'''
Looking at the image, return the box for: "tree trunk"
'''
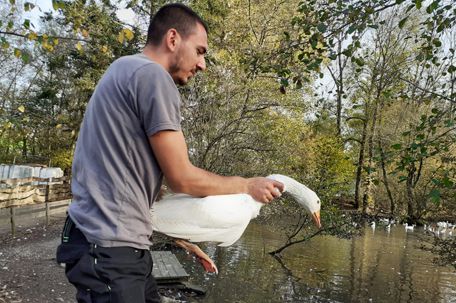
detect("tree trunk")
[378,139,395,215]
[22,136,27,158]
[336,42,343,136]
[406,165,416,221]
[376,103,395,216]
[362,102,379,214]
[414,159,426,219]
[327,37,347,136]
[354,119,367,210]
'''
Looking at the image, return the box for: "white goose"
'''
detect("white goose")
[150,174,321,273]
[404,223,415,231]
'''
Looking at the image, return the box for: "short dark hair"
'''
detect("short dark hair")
[146,3,208,46]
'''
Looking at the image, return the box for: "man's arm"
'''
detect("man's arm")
[149,130,283,203]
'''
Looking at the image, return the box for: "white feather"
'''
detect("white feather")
[150,174,320,246]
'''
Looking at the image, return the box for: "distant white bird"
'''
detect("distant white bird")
[370,221,376,230]
[386,223,391,233]
[150,174,321,273]
[379,218,390,224]
[437,221,450,235]
[404,223,415,231]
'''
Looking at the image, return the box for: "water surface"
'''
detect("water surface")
[176,222,456,303]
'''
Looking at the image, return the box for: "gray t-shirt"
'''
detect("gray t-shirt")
[68,54,181,249]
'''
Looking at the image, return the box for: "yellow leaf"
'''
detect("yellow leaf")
[1,41,10,49]
[117,31,124,44]
[316,41,325,50]
[122,28,134,41]
[14,48,21,58]
[101,45,108,53]
[42,41,54,52]
[18,105,25,113]
[53,38,59,45]
[56,124,62,129]
[27,32,38,40]
[75,42,83,52]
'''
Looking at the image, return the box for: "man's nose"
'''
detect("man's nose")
[196,57,206,71]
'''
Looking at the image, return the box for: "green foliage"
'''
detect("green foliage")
[51,149,73,171]
[392,105,456,206]
[0,0,142,168]
[311,135,354,201]
[253,112,354,204]
[1,0,137,62]
[255,112,312,177]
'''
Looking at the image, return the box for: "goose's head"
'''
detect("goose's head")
[267,174,321,228]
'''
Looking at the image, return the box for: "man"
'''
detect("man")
[56,3,283,303]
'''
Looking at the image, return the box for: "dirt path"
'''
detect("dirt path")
[0,216,75,303]
[0,217,192,303]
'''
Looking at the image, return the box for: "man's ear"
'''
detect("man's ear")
[164,28,180,52]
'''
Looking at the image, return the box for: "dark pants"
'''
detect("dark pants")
[56,216,161,303]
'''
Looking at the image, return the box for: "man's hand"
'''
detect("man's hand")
[246,177,284,203]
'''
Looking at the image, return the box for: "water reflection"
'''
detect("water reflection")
[177,222,456,303]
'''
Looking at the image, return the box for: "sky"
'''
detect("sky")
[26,0,136,28]
[25,0,52,24]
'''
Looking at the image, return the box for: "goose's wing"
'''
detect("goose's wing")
[151,193,262,246]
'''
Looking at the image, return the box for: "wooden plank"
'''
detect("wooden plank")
[0,177,71,209]
[48,196,72,203]
[0,200,70,219]
[49,199,72,208]
[0,176,70,186]
[48,183,71,190]
[0,177,47,185]
[0,187,44,200]
[48,206,69,215]
[0,188,71,208]
[0,194,46,208]
[151,251,189,283]
[0,185,70,197]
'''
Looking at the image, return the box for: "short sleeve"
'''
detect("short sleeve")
[127,63,181,137]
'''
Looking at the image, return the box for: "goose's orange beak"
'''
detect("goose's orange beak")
[312,211,321,229]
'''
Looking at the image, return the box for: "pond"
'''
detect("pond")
[176,222,456,303]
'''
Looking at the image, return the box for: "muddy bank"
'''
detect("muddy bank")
[0,216,74,303]
[0,217,198,303]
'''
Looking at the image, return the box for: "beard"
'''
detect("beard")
[169,49,187,86]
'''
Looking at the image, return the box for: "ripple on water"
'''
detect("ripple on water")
[181,223,456,303]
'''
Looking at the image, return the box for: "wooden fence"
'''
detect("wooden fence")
[0,177,72,235]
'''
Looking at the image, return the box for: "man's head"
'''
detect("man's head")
[147,3,208,47]
[146,3,208,85]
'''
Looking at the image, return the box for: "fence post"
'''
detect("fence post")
[45,178,51,226]
[10,207,16,236]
